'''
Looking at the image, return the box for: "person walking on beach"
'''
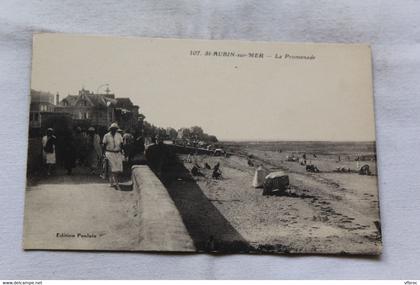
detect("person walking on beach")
[102,123,124,189]
[212,162,222,179]
[87,127,102,174]
[42,128,56,176]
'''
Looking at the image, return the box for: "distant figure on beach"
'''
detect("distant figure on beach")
[42,128,56,176]
[299,158,305,166]
[306,164,320,173]
[213,162,220,171]
[212,162,222,179]
[359,164,371,175]
[247,159,254,167]
[191,165,204,176]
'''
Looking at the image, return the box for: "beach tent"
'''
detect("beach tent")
[252,166,268,188]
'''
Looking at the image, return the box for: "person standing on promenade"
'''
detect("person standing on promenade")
[123,129,135,162]
[87,127,102,174]
[74,126,88,166]
[62,129,76,175]
[42,128,56,176]
[135,133,145,157]
[102,123,124,189]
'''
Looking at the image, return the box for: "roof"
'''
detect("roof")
[265,171,288,179]
[60,93,117,107]
[86,94,114,107]
[61,95,78,106]
[115,98,134,108]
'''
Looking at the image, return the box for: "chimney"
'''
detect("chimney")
[56,92,60,105]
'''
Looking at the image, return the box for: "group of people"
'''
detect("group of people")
[189,156,222,179]
[42,122,145,190]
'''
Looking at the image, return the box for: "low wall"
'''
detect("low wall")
[131,165,195,252]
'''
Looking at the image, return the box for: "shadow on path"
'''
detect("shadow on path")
[161,158,253,253]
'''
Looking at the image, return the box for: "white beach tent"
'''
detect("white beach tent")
[252,166,269,188]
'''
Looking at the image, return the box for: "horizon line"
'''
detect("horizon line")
[218,139,376,143]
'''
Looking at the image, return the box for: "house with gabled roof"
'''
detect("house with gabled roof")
[29,89,55,128]
[56,88,141,133]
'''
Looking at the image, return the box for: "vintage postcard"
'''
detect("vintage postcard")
[23,33,381,254]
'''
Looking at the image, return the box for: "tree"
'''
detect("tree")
[166,127,178,140]
[178,128,191,139]
[143,121,158,138]
[208,135,218,143]
[157,127,167,139]
[190,126,204,140]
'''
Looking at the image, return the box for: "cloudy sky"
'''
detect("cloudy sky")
[31,34,376,141]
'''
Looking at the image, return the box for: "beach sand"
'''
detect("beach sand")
[163,144,381,255]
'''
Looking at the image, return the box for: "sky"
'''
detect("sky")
[30,34,376,141]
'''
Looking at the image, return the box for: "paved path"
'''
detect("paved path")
[24,168,141,250]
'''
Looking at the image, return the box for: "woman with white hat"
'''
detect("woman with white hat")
[102,122,124,189]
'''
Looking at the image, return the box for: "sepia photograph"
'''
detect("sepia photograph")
[23,33,381,255]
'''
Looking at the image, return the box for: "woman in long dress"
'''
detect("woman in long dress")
[87,127,102,174]
[42,128,56,176]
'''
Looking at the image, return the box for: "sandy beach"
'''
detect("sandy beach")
[164,142,381,254]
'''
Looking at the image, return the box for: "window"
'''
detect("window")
[78,112,89,119]
[34,113,39,121]
[41,105,49,112]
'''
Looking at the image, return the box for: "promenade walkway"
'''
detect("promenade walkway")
[24,166,194,252]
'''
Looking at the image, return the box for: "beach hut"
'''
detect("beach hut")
[262,171,289,196]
